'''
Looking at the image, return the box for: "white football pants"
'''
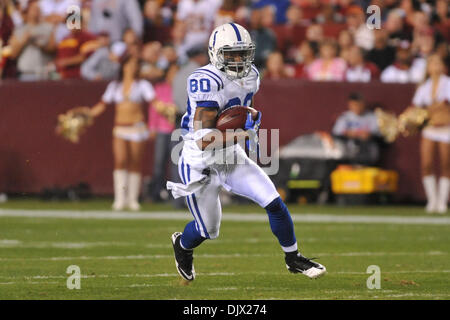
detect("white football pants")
[178,150,280,239]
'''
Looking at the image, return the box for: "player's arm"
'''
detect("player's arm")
[194,107,249,151]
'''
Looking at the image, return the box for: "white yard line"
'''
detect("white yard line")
[0,251,447,262]
[0,240,138,249]
[0,209,449,225]
[2,270,449,282]
[0,272,235,281]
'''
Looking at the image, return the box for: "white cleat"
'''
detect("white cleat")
[285,253,327,279]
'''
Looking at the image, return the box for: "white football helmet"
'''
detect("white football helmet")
[208,23,255,80]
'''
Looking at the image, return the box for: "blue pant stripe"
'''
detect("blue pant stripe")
[186,164,191,183]
[180,159,186,185]
[182,161,207,238]
[186,195,200,233]
[191,194,210,239]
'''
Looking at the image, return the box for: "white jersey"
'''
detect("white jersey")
[102,79,155,105]
[412,75,450,107]
[180,63,260,168]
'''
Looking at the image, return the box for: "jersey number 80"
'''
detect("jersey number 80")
[190,78,211,93]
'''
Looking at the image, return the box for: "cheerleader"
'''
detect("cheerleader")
[86,50,155,211]
[411,54,450,214]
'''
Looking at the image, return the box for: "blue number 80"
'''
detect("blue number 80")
[190,78,211,93]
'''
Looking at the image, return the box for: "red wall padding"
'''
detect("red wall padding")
[1,79,423,201]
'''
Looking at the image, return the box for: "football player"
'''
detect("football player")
[167,23,326,281]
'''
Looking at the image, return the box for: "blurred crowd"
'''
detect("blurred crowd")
[0,0,449,83]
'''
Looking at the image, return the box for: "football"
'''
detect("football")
[216,106,259,131]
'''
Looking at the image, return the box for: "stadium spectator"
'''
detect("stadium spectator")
[431,0,450,25]
[85,51,156,211]
[40,0,80,43]
[8,0,57,81]
[147,66,177,203]
[174,0,222,63]
[409,54,450,213]
[332,92,381,165]
[384,9,411,45]
[0,0,447,83]
[305,23,324,47]
[285,3,308,27]
[400,0,421,30]
[80,33,122,80]
[0,0,15,78]
[345,45,380,82]
[142,0,173,43]
[140,40,164,82]
[249,5,277,69]
[411,11,445,51]
[410,32,436,82]
[435,41,450,73]
[380,40,423,83]
[338,29,354,62]
[338,29,354,53]
[0,0,14,45]
[315,3,344,24]
[263,51,294,80]
[159,44,178,72]
[5,0,23,28]
[40,0,80,24]
[293,40,316,78]
[122,28,140,48]
[370,0,388,23]
[233,2,252,27]
[291,0,322,21]
[55,18,97,79]
[367,29,396,72]
[307,38,346,81]
[345,5,374,51]
[259,4,275,28]
[252,0,290,25]
[214,0,245,27]
[88,0,143,42]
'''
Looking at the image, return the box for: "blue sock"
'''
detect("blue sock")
[265,197,297,252]
[180,220,206,250]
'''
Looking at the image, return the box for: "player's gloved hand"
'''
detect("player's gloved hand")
[244,111,262,131]
[246,128,260,159]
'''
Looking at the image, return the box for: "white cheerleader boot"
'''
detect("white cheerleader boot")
[127,172,142,211]
[437,177,449,214]
[112,170,128,211]
[423,175,438,213]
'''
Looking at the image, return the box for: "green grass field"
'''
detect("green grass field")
[0,199,449,300]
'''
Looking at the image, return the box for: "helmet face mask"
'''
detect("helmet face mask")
[217,44,255,79]
[209,23,256,80]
